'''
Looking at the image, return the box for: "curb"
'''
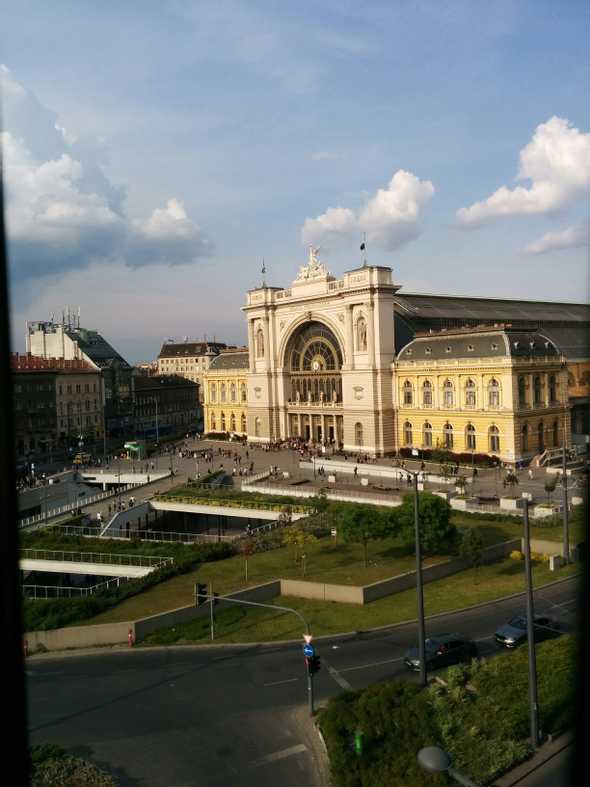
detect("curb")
[493,729,575,786]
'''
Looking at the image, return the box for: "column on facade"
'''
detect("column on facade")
[344,304,354,370]
[263,315,271,372]
[321,413,326,443]
[248,320,256,372]
[297,412,302,438]
[366,301,375,367]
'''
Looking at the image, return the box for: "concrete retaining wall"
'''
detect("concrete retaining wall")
[280,579,364,604]
[25,621,133,653]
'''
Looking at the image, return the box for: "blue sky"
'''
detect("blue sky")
[2,0,589,362]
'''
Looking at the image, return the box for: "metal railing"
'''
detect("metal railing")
[22,576,128,599]
[20,548,173,568]
[155,493,311,514]
[102,528,236,544]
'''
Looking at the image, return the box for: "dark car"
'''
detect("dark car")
[404,633,478,672]
[494,614,564,648]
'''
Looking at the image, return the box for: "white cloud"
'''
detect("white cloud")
[301,170,434,251]
[1,65,211,286]
[525,223,590,255]
[457,117,590,226]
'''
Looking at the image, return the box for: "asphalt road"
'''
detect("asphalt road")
[26,576,579,787]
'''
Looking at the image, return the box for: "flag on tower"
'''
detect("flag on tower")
[360,243,365,251]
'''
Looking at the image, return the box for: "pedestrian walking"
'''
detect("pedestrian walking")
[528,468,534,480]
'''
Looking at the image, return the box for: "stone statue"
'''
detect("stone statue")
[256,327,264,357]
[357,317,367,351]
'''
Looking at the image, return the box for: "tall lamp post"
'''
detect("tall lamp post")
[561,442,570,563]
[523,498,540,749]
[412,470,427,688]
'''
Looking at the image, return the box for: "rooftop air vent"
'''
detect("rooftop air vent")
[445,346,452,353]
[468,344,475,352]
[491,343,498,350]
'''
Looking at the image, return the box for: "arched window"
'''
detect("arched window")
[465,379,476,407]
[404,421,413,446]
[423,380,433,406]
[443,422,453,449]
[230,383,236,402]
[356,316,367,351]
[240,383,247,403]
[210,383,217,403]
[489,425,500,453]
[443,380,454,408]
[220,383,227,402]
[355,422,363,447]
[533,376,542,406]
[241,413,247,432]
[522,423,529,452]
[518,376,527,407]
[548,374,557,403]
[210,412,216,431]
[230,413,236,431]
[465,423,476,451]
[220,412,226,431]
[487,378,500,408]
[403,380,413,405]
[256,326,265,357]
[538,421,544,452]
[553,420,559,447]
[423,422,432,448]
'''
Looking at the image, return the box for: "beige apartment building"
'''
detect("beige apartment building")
[156,341,228,402]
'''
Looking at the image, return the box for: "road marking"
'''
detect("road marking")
[263,677,299,687]
[248,744,308,768]
[327,664,352,689]
[339,656,404,673]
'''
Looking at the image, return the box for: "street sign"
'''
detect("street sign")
[303,643,315,658]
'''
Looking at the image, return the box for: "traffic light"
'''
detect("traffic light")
[308,654,321,675]
[195,583,207,606]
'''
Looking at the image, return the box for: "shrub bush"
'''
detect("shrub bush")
[509,550,524,560]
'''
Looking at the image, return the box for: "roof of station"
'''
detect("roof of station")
[397,327,560,361]
[208,349,249,370]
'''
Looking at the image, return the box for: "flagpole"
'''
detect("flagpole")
[361,233,367,266]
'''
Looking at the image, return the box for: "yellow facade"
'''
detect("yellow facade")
[202,350,249,435]
[396,336,569,464]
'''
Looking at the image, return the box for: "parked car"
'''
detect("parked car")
[404,633,478,672]
[494,614,565,648]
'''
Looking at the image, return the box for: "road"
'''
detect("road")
[26,576,579,787]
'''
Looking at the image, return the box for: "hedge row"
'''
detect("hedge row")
[397,447,499,467]
[23,541,234,632]
[318,635,576,787]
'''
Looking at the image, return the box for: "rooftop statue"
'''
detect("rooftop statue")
[295,246,329,281]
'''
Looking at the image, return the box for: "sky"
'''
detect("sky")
[2,0,590,363]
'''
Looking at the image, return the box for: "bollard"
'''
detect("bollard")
[128,629,134,647]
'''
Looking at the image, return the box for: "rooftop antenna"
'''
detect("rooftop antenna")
[360,233,367,267]
[77,306,81,328]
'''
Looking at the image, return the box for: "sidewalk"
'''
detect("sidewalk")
[493,730,574,786]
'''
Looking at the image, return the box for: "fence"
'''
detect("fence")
[99,527,236,544]
[23,576,129,600]
[17,483,143,529]
[20,548,173,569]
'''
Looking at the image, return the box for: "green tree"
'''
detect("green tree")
[282,526,318,575]
[339,504,388,568]
[311,488,330,527]
[459,528,485,584]
[397,492,456,555]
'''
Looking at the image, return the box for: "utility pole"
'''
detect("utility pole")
[210,582,215,641]
[413,472,427,688]
[562,444,570,563]
[523,499,540,749]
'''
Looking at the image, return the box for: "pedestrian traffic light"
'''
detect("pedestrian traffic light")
[195,583,207,606]
[308,654,321,674]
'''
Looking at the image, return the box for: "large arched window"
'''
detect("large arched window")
[534,376,542,406]
[230,383,237,402]
[423,380,433,406]
[241,412,247,432]
[404,421,413,446]
[240,383,247,403]
[220,412,226,431]
[285,321,344,405]
[403,380,413,405]
[487,378,500,408]
[489,425,500,453]
[465,423,476,451]
[230,413,236,431]
[210,412,216,431]
[220,383,227,402]
[355,422,363,447]
[522,423,529,452]
[210,383,217,403]
[423,422,433,448]
[518,376,527,407]
[443,422,453,449]
[443,380,454,408]
[465,379,476,408]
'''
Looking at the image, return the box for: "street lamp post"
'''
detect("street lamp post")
[523,498,540,749]
[562,443,570,563]
[418,746,480,786]
[413,471,427,688]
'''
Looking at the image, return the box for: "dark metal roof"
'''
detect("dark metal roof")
[397,329,559,361]
[209,350,249,370]
[65,328,131,369]
[158,342,227,358]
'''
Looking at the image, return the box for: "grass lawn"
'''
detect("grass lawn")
[451,510,586,544]
[134,556,579,644]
